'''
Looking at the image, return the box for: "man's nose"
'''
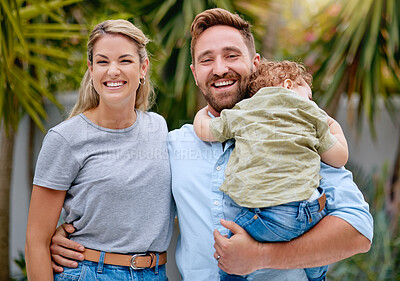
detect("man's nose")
[213,57,229,76]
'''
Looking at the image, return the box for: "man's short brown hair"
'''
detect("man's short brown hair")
[248,59,313,97]
[190,8,256,64]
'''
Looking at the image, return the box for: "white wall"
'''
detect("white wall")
[335,97,400,174]
[9,93,400,279]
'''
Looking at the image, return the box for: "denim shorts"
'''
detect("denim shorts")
[54,259,167,281]
[234,193,327,242]
[221,189,328,281]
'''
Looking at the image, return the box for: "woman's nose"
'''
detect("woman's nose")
[108,62,120,77]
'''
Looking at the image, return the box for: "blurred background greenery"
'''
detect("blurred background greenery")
[1,0,399,280]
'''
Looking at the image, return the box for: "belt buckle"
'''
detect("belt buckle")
[130,253,146,270]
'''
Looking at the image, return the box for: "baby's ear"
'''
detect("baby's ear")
[283,79,293,89]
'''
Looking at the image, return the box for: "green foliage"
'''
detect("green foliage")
[328,162,400,281]
[11,252,27,281]
[302,0,400,136]
[0,0,87,133]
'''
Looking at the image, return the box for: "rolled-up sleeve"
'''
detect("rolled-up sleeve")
[320,162,374,242]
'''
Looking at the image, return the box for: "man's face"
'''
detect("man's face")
[190,25,260,115]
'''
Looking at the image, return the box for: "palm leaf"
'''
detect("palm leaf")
[304,0,400,137]
[19,0,81,20]
[1,0,84,132]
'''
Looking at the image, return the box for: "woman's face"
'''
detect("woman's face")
[88,34,148,109]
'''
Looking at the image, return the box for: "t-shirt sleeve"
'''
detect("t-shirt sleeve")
[209,109,236,142]
[33,130,80,191]
[313,107,337,154]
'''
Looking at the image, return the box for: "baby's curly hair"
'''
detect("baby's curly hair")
[248,59,313,97]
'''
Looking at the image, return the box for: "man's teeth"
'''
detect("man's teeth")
[106,81,124,87]
[214,80,234,87]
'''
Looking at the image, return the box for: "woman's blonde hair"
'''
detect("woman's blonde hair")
[69,19,154,118]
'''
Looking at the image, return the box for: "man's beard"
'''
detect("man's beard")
[202,71,250,113]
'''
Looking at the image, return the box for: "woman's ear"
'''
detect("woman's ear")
[87,60,93,76]
[283,79,293,89]
[141,57,149,78]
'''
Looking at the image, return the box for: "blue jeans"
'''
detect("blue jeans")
[54,252,168,281]
[220,190,328,281]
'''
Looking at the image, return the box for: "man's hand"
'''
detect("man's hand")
[50,223,85,273]
[213,219,264,275]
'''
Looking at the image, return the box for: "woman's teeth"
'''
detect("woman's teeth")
[106,81,124,87]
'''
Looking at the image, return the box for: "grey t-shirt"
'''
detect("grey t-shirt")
[33,111,174,253]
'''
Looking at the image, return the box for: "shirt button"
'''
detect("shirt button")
[214,201,220,206]
[216,166,221,171]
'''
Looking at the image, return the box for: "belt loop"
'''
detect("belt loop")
[296,202,304,221]
[318,192,326,212]
[97,251,105,273]
[305,203,313,223]
[154,253,159,275]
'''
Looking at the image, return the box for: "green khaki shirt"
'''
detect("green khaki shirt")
[210,87,337,208]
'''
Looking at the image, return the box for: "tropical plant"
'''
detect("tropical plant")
[301,0,400,235]
[0,0,86,278]
[302,0,400,129]
[328,163,400,280]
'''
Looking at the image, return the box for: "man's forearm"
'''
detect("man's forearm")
[256,216,371,270]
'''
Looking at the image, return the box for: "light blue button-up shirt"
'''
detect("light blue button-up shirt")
[168,124,373,281]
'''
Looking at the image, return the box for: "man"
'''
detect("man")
[50,8,373,280]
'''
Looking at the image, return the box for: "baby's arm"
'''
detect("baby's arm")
[193,106,217,142]
[320,116,349,168]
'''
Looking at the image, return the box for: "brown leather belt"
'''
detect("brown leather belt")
[318,192,326,212]
[83,248,167,270]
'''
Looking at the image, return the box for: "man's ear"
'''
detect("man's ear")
[283,79,293,89]
[253,53,261,70]
[190,64,198,86]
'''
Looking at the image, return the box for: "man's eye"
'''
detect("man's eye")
[200,58,212,63]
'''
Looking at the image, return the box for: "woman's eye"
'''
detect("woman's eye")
[97,60,108,64]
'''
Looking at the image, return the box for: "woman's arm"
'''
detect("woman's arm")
[193,106,217,142]
[320,116,349,168]
[214,216,370,275]
[25,185,66,280]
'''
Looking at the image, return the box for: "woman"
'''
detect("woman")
[25,19,174,281]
